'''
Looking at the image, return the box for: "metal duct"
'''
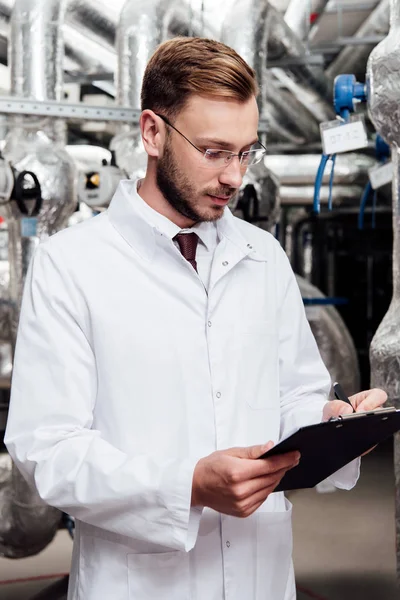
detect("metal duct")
[279,184,363,205]
[221,0,327,144]
[265,153,376,185]
[284,0,329,41]
[326,0,390,80]
[368,0,400,403]
[112,0,172,177]
[230,163,280,232]
[0,452,60,558]
[220,0,269,121]
[367,0,400,581]
[297,275,360,396]
[264,3,334,120]
[67,0,117,48]
[0,0,77,559]
[10,0,65,101]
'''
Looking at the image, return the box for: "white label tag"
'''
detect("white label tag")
[369,161,393,190]
[320,116,368,155]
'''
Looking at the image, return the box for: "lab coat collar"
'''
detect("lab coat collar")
[107,180,268,263]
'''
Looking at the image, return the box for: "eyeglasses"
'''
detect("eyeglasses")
[155,113,266,170]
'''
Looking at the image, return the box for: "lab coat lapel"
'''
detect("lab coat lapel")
[210,207,268,291]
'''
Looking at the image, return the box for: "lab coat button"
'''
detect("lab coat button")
[208,321,212,327]
[222,261,229,266]
[226,541,231,548]
[216,392,221,398]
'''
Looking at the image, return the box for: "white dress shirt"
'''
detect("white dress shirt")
[134,185,219,291]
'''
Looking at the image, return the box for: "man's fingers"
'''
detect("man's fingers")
[352,388,388,412]
[225,441,274,460]
[234,472,288,517]
[233,468,291,501]
[243,451,300,480]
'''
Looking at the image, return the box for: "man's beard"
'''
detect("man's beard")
[156,139,235,224]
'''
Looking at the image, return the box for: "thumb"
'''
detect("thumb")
[331,400,354,417]
[225,441,274,460]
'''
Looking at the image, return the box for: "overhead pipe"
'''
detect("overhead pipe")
[0,0,77,559]
[265,153,376,186]
[284,0,330,41]
[326,0,390,79]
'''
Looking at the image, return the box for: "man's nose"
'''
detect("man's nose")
[218,156,244,189]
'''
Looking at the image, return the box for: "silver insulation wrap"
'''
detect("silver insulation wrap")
[327,0,390,80]
[0,0,77,559]
[297,276,360,397]
[370,145,400,406]
[10,0,65,101]
[279,185,363,205]
[265,153,376,186]
[367,0,400,147]
[221,0,269,118]
[230,164,280,232]
[116,0,165,109]
[112,0,167,177]
[284,0,329,41]
[368,0,400,407]
[222,0,334,142]
[0,453,61,558]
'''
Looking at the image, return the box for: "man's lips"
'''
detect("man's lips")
[207,194,232,204]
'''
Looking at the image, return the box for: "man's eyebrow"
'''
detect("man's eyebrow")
[196,137,259,149]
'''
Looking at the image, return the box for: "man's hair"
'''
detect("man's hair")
[141,37,259,118]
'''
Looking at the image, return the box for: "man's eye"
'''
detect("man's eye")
[205,150,225,160]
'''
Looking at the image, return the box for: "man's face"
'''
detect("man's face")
[156,95,259,224]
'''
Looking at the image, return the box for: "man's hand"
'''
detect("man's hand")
[322,387,388,456]
[322,387,387,421]
[191,442,300,517]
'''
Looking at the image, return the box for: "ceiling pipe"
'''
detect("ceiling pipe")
[326,0,390,79]
[284,0,330,41]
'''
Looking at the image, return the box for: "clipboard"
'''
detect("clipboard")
[259,407,400,491]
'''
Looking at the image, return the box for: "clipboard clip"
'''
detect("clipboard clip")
[329,407,396,422]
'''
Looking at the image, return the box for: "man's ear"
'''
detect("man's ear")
[140,110,164,158]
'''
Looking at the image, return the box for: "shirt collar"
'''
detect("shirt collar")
[107,179,267,262]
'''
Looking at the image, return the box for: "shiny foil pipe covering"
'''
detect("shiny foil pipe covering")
[367,0,400,582]
[0,0,77,559]
[112,0,166,177]
[297,276,360,397]
[368,0,400,405]
[326,0,390,80]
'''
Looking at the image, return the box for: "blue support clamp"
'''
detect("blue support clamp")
[313,74,367,215]
[333,74,367,120]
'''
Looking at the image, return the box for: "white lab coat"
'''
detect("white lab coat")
[5,180,359,600]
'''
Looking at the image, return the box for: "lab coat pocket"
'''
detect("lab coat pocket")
[256,498,293,599]
[236,320,279,409]
[127,550,190,600]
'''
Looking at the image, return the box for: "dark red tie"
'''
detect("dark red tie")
[174,232,198,272]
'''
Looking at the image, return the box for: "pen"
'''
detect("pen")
[333,382,356,413]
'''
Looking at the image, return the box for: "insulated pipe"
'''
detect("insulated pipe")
[367,0,400,582]
[111,0,170,177]
[116,0,166,109]
[284,0,329,41]
[326,0,390,79]
[0,0,77,559]
[222,0,334,139]
[265,153,376,186]
[10,0,65,102]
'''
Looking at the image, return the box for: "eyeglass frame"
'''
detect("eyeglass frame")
[154,112,267,168]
